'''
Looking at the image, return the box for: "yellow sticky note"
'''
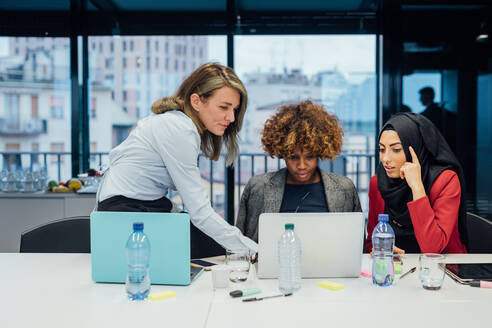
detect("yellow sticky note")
[317,280,344,291]
[147,290,177,301]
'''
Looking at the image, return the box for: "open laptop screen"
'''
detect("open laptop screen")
[257,212,365,279]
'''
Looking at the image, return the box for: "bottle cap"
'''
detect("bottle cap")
[378,214,389,223]
[133,222,144,231]
[285,223,294,230]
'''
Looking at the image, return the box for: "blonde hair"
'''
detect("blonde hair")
[151,63,247,166]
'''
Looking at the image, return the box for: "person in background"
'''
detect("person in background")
[366,112,467,254]
[236,100,362,242]
[96,63,257,253]
[419,86,456,152]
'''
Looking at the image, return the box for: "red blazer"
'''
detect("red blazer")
[365,170,467,254]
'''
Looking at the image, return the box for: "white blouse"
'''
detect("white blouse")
[98,110,258,253]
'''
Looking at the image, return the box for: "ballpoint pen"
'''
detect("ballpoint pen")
[242,293,293,302]
[399,267,417,280]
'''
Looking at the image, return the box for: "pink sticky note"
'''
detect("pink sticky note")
[360,269,371,278]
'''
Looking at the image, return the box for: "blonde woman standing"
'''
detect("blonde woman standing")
[97,63,257,253]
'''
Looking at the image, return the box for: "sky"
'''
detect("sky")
[207,35,375,83]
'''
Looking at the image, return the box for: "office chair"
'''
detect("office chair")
[466,212,492,253]
[20,216,90,253]
[190,221,225,259]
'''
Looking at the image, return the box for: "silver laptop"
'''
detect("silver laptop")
[257,212,365,278]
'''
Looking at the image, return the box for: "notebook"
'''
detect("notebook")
[90,211,194,285]
[257,212,365,278]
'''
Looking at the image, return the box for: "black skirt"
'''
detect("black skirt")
[97,195,173,213]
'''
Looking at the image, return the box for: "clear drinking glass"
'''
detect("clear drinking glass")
[419,253,445,290]
[225,249,250,283]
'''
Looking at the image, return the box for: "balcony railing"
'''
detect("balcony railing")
[1,151,375,204]
[0,118,47,136]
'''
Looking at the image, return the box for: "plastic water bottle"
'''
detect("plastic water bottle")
[372,214,395,286]
[278,223,302,293]
[126,222,151,300]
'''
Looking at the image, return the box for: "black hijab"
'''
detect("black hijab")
[376,113,467,252]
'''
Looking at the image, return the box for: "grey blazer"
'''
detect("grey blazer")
[236,168,362,242]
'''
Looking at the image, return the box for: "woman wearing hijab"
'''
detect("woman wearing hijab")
[365,112,467,254]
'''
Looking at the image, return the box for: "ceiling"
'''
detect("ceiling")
[0,0,378,12]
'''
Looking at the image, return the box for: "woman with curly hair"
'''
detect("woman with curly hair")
[236,100,362,242]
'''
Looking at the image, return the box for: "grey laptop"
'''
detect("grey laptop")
[257,212,365,278]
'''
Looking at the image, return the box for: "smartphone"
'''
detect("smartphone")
[191,259,217,267]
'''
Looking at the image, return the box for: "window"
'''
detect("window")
[90,97,96,118]
[5,94,20,129]
[105,58,113,69]
[99,42,102,53]
[50,95,64,119]
[4,143,20,170]
[31,95,39,118]
[31,143,39,165]
[0,36,71,180]
[89,142,97,162]
[235,35,376,211]
[403,72,441,114]
[50,142,64,163]
[88,35,225,211]
[110,40,114,53]
[130,40,134,51]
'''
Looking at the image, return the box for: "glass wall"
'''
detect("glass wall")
[476,73,492,220]
[88,35,227,212]
[0,37,71,185]
[234,35,376,211]
[402,71,441,114]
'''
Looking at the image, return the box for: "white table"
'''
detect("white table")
[2,254,491,328]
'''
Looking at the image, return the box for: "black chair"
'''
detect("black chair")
[20,216,90,253]
[466,212,492,253]
[190,221,225,259]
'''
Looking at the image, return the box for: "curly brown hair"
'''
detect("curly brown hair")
[261,100,343,161]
